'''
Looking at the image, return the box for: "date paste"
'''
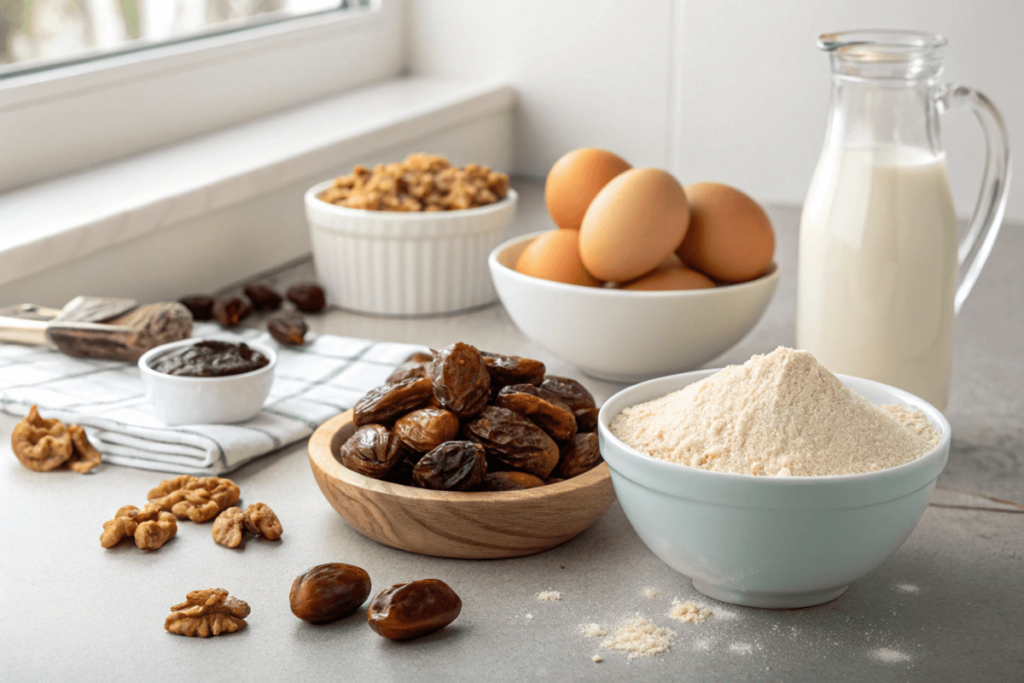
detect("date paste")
[150,341,269,378]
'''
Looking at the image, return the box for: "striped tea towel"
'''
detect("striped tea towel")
[0,323,425,475]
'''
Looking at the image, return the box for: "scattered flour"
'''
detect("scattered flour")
[537,590,562,602]
[525,614,534,620]
[600,615,676,660]
[591,655,602,663]
[609,347,939,476]
[729,643,753,655]
[896,584,921,594]
[668,599,712,624]
[580,623,606,638]
[643,588,661,598]
[872,648,913,663]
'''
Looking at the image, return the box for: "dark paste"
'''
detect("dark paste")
[150,341,269,378]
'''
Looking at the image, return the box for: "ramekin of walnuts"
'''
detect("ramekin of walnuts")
[306,343,617,559]
[304,154,517,316]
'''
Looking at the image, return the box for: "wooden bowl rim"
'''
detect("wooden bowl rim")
[309,409,611,502]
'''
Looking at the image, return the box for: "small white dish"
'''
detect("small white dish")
[138,339,276,425]
[305,181,518,316]
[488,231,779,382]
[598,369,951,609]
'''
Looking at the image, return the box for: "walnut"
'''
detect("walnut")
[164,588,250,637]
[100,503,173,550]
[244,503,282,541]
[319,154,509,212]
[11,405,73,472]
[66,425,102,473]
[147,475,240,523]
[212,507,247,548]
[135,511,178,550]
[212,503,282,548]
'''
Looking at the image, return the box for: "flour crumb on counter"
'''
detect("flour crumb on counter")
[600,615,676,660]
[525,614,534,620]
[872,648,913,663]
[896,584,920,594]
[580,623,606,638]
[537,590,562,601]
[668,598,712,624]
[729,643,753,655]
[591,655,602,663]
[643,588,661,598]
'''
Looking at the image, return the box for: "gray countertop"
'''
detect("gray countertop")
[1,180,1021,682]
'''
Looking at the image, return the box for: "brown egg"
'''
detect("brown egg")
[579,168,690,282]
[622,256,715,291]
[515,230,602,287]
[676,183,774,283]
[545,149,631,230]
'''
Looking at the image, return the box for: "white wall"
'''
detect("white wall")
[407,0,1024,222]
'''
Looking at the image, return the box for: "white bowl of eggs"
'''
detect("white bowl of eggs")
[488,149,779,383]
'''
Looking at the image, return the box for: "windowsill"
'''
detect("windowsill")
[0,76,515,288]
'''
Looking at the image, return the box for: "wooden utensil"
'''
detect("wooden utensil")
[308,410,617,559]
[0,296,193,361]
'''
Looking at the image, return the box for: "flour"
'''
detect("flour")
[600,615,675,659]
[537,590,562,601]
[668,599,712,624]
[609,347,939,476]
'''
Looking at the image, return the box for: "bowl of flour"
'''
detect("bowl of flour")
[598,347,950,609]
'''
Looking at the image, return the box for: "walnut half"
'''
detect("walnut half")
[11,405,73,472]
[147,475,241,523]
[164,588,250,637]
[212,503,282,548]
[100,503,176,550]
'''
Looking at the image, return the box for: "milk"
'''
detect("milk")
[797,147,958,410]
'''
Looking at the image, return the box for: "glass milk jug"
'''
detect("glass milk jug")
[798,30,1010,411]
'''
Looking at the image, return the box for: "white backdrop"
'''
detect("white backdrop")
[407,0,1024,222]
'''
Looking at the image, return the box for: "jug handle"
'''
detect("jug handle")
[936,85,1012,314]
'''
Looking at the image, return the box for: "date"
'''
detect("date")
[353,377,433,427]
[495,384,577,441]
[290,563,372,624]
[480,471,545,491]
[480,351,545,388]
[244,284,282,311]
[429,342,490,417]
[556,432,603,479]
[366,579,462,641]
[413,441,486,491]
[393,408,460,453]
[267,311,308,346]
[539,376,597,412]
[463,406,559,479]
[337,424,402,479]
[213,296,251,328]
[287,283,326,313]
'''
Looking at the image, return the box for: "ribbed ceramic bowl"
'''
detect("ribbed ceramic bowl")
[305,181,517,316]
[489,231,779,382]
[598,369,951,608]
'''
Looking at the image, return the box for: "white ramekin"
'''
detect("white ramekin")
[304,181,518,316]
[138,339,276,425]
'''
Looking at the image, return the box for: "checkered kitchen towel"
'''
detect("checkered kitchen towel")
[0,323,426,475]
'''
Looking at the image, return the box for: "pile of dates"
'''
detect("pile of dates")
[340,342,603,491]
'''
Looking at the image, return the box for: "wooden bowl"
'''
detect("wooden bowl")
[308,410,617,559]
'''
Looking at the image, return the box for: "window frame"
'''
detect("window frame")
[0,0,405,192]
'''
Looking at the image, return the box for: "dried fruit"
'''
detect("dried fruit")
[481,351,546,387]
[211,507,247,548]
[413,441,486,491]
[338,424,402,479]
[244,283,282,311]
[464,406,560,479]
[393,408,460,452]
[213,296,251,327]
[429,342,490,417]
[244,502,282,541]
[135,511,178,550]
[287,283,326,313]
[165,588,250,637]
[290,563,372,624]
[147,475,241,523]
[366,579,462,640]
[495,384,577,441]
[268,310,308,346]
[405,351,434,364]
[178,295,214,321]
[383,450,419,486]
[574,407,600,433]
[481,471,546,491]
[387,359,429,384]
[540,376,597,412]
[353,376,433,427]
[11,406,73,472]
[556,433,603,479]
[66,425,102,473]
